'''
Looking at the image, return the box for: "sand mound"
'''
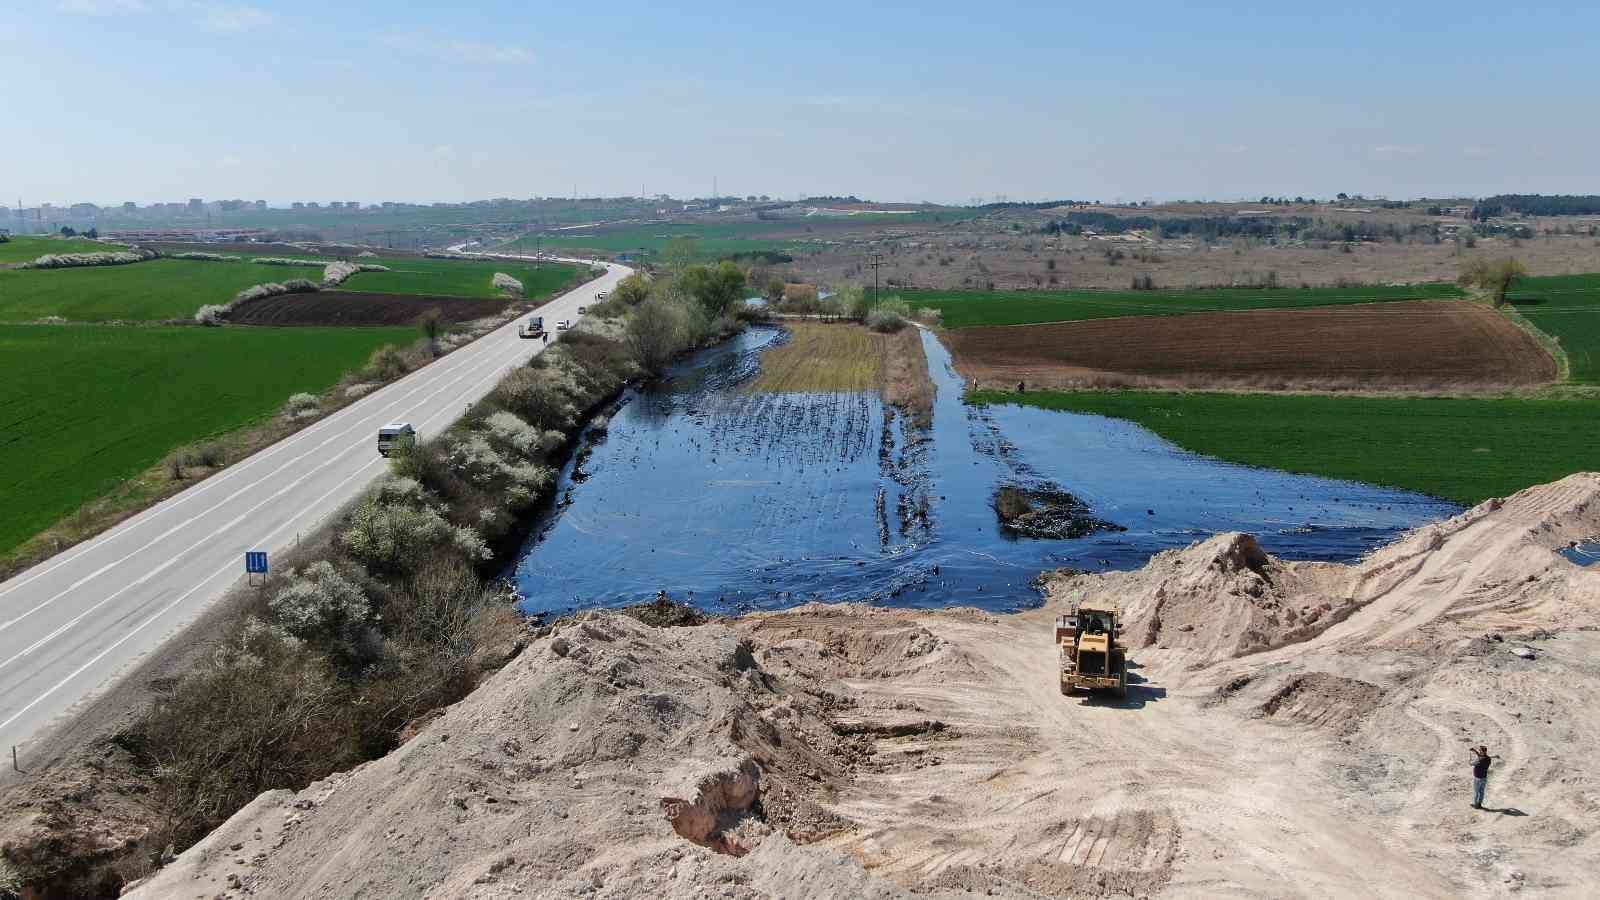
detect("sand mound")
[1046,532,1347,664]
[1045,473,1600,668]
[125,613,910,900]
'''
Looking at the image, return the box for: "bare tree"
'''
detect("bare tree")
[417,307,443,354]
[1458,257,1528,307]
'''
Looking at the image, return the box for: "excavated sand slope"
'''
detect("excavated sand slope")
[131,474,1600,898]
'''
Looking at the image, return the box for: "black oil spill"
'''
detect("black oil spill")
[510,326,1460,616]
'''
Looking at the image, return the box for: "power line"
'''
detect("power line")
[867,253,885,308]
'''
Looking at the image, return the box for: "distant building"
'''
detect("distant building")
[346,202,359,210]
[188,198,204,210]
[291,202,305,210]
[307,202,320,209]
[329,202,343,210]
[254,200,267,210]
[122,201,138,211]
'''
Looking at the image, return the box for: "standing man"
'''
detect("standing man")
[1470,745,1497,809]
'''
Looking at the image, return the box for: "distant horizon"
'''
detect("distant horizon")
[5,191,1593,212]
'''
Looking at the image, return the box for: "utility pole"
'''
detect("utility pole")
[868,253,884,308]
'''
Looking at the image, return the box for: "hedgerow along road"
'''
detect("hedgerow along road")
[0,259,631,765]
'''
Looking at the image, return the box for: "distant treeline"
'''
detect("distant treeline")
[1473,195,1600,218]
[976,199,1098,211]
[1041,211,1439,244]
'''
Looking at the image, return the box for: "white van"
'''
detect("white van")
[377,422,416,457]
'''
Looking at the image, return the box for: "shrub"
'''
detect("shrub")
[866,308,908,332]
[137,619,358,849]
[865,296,912,333]
[482,410,540,455]
[343,494,491,574]
[251,256,325,266]
[836,285,869,320]
[492,272,524,297]
[268,562,380,666]
[611,272,652,306]
[915,307,943,327]
[363,344,413,381]
[21,248,158,269]
[171,252,240,262]
[282,392,321,421]
[492,366,580,431]
[784,283,819,306]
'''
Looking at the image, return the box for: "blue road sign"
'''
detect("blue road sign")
[245,551,268,574]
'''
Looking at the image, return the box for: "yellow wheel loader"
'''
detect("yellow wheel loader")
[1056,600,1127,697]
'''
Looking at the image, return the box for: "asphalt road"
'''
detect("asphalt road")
[0,258,630,757]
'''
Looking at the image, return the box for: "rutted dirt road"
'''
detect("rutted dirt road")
[116,474,1600,898]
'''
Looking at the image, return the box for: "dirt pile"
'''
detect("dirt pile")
[1047,532,1348,664]
[123,475,1600,898]
[122,612,917,900]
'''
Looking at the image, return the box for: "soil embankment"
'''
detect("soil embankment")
[946,300,1558,392]
[120,473,1600,898]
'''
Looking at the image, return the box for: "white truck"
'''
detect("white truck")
[377,422,415,457]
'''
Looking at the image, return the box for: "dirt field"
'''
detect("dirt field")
[118,473,1600,898]
[758,203,1600,293]
[748,321,933,426]
[228,290,510,326]
[746,321,886,393]
[943,300,1558,392]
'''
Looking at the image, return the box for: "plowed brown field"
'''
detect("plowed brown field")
[945,299,1557,392]
[228,290,509,326]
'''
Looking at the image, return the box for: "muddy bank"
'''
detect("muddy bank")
[126,473,1600,899]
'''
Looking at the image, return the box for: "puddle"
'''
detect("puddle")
[1561,541,1600,567]
[510,326,1460,615]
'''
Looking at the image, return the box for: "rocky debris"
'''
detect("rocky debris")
[992,484,1123,539]
[620,591,710,628]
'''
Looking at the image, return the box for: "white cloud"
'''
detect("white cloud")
[1218,144,1250,155]
[381,27,531,65]
[433,144,456,159]
[53,0,150,15]
[1462,146,1495,158]
[217,154,243,169]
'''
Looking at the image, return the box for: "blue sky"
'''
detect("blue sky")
[4,1,1597,204]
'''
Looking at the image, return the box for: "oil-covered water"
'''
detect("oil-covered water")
[510,326,1459,615]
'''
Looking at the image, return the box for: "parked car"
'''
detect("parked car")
[377,422,415,457]
[577,305,587,314]
[556,320,572,331]
[595,291,610,300]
